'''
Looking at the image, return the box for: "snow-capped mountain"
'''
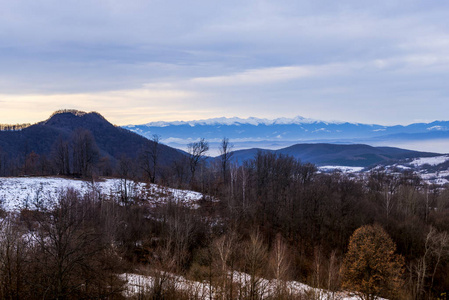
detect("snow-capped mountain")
[123,116,449,154]
[141,116,320,127]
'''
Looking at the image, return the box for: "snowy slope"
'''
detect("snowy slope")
[410,155,449,167]
[120,271,385,300]
[0,177,205,211]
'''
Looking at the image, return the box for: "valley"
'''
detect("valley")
[1,110,449,299]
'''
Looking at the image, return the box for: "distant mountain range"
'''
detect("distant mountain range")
[123,116,449,154]
[1,111,447,177]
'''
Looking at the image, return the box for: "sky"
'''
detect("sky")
[1,0,449,125]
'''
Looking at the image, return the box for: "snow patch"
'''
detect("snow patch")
[319,166,364,173]
[312,128,330,133]
[393,165,411,170]
[410,155,449,167]
[427,125,448,131]
[120,272,213,299]
[120,271,385,300]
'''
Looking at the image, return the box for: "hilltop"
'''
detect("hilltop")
[0,110,185,176]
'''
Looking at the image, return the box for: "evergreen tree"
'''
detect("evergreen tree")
[341,224,404,300]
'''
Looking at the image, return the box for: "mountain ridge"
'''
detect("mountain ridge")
[0,110,446,176]
[225,143,440,168]
[140,116,324,127]
[131,115,449,128]
[0,110,186,175]
[124,116,449,154]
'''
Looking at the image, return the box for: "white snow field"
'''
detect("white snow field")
[0,177,205,211]
[410,155,449,167]
[120,271,385,300]
[319,166,365,173]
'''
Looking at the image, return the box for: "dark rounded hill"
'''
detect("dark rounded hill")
[227,143,440,168]
[41,110,113,133]
[0,110,186,165]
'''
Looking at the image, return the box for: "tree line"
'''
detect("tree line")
[1,134,449,299]
[0,123,32,131]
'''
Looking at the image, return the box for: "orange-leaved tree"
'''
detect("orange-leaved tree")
[341,224,404,300]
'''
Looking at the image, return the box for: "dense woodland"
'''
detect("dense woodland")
[1,131,449,299]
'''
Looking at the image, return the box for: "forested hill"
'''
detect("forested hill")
[227,143,440,167]
[0,110,185,173]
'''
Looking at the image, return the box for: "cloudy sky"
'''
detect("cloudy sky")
[1,0,448,125]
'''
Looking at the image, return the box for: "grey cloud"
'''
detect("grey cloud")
[0,0,449,124]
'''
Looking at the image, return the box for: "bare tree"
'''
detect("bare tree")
[0,147,7,177]
[312,246,324,299]
[23,151,40,175]
[219,137,233,184]
[172,156,189,187]
[269,233,290,298]
[51,136,70,175]
[28,188,123,299]
[240,166,249,211]
[71,129,99,177]
[0,215,29,299]
[242,230,268,300]
[381,174,400,219]
[117,155,136,205]
[414,227,449,297]
[430,229,449,292]
[149,241,180,299]
[140,134,161,183]
[214,232,237,299]
[187,138,209,184]
[326,250,340,299]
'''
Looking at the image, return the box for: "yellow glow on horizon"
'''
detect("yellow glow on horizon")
[0,88,216,125]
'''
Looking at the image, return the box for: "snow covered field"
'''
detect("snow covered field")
[319,166,365,173]
[317,157,449,186]
[410,155,449,167]
[120,271,381,300]
[0,177,205,211]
